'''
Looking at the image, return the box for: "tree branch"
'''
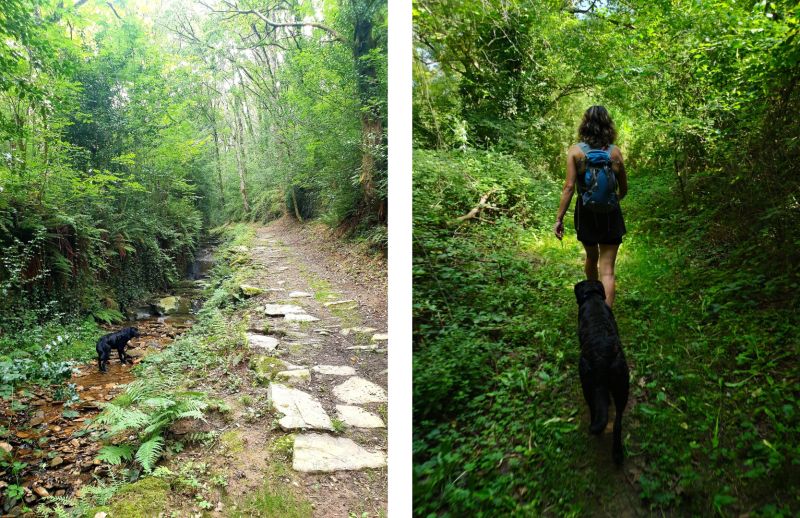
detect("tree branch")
[198,2,345,43]
[106,1,122,20]
[566,0,598,15]
[452,191,497,224]
[564,1,636,29]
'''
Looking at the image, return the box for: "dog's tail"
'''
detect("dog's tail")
[589,358,610,435]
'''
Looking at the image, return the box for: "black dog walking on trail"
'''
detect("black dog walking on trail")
[96,327,140,373]
[575,280,629,464]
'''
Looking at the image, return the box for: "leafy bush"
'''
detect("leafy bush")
[0,321,100,397]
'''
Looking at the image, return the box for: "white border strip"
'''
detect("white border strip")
[387,0,412,515]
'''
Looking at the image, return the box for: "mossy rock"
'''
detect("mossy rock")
[250,356,287,384]
[240,284,264,297]
[220,430,245,454]
[231,254,251,266]
[154,296,178,315]
[104,477,170,517]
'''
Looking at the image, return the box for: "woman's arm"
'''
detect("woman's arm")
[612,147,628,200]
[553,146,578,240]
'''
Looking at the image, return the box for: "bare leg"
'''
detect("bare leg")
[583,243,599,281]
[598,244,620,307]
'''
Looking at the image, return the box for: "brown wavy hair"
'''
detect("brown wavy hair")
[578,105,617,149]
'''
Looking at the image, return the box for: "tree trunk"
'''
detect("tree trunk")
[211,125,226,208]
[233,110,251,215]
[291,187,303,222]
[352,5,386,222]
[359,115,381,209]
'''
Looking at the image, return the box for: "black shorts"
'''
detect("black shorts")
[574,201,626,246]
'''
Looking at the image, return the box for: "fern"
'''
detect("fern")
[35,496,77,517]
[142,397,175,409]
[95,365,209,471]
[80,472,123,506]
[99,406,150,435]
[136,435,164,472]
[176,409,206,420]
[91,307,124,324]
[97,444,134,465]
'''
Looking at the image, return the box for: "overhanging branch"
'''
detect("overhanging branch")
[198,2,345,43]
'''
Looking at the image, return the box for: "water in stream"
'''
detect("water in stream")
[0,247,215,513]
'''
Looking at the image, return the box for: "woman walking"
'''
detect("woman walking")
[553,106,628,307]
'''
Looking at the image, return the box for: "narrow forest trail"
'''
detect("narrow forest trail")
[191,219,389,517]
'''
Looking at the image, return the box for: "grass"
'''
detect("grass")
[228,481,313,518]
[220,430,245,454]
[331,418,346,433]
[302,267,363,327]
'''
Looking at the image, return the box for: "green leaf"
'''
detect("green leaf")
[97,444,135,465]
[135,435,165,472]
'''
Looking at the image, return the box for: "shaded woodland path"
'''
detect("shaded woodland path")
[180,219,389,517]
[243,219,388,514]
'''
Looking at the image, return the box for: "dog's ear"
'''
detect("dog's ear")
[574,280,605,305]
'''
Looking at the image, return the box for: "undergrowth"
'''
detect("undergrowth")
[31,224,257,516]
[413,150,800,516]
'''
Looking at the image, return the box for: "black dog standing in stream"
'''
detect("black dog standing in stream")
[575,280,630,464]
[96,327,140,373]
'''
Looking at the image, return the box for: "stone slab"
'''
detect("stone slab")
[247,333,279,352]
[333,377,387,404]
[312,365,357,376]
[371,333,389,342]
[340,327,377,336]
[268,384,332,431]
[289,291,313,298]
[292,434,386,472]
[336,405,385,428]
[285,313,319,322]
[264,304,305,316]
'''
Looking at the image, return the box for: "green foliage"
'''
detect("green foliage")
[96,378,208,472]
[0,3,204,333]
[135,436,164,473]
[0,319,102,397]
[35,472,125,516]
[97,444,135,466]
[103,476,171,518]
[161,0,387,236]
[414,2,800,514]
[228,480,313,518]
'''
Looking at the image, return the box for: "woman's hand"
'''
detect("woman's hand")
[553,219,564,240]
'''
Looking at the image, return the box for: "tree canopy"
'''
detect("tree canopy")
[0,0,387,332]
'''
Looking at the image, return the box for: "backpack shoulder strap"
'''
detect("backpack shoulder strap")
[577,142,590,154]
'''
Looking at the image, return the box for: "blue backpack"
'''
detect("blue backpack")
[577,142,619,213]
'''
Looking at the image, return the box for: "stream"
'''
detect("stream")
[0,247,215,514]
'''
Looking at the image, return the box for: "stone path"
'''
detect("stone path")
[241,229,388,485]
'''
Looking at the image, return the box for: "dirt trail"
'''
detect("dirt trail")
[194,219,388,517]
